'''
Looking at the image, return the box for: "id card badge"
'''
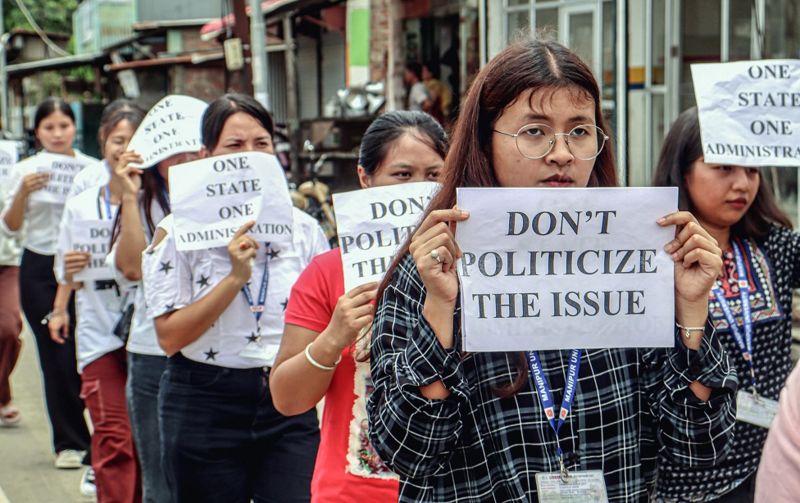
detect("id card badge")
[101,289,124,313]
[535,470,608,503]
[736,390,779,428]
[238,341,279,362]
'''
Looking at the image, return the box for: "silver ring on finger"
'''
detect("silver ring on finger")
[431,248,442,264]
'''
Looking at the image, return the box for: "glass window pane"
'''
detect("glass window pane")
[508,0,529,6]
[602,3,616,103]
[651,93,666,172]
[729,0,752,61]
[766,0,800,59]
[651,0,665,84]
[567,12,594,71]
[680,0,720,110]
[507,10,530,43]
[535,8,558,34]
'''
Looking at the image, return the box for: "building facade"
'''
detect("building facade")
[485,0,800,222]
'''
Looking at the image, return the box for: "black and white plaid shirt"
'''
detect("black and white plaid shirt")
[367,255,738,502]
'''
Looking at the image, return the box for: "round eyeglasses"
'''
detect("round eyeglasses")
[493,123,610,161]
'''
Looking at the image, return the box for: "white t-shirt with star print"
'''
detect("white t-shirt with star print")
[142,208,329,368]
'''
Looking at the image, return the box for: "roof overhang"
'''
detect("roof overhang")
[6,52,107,78]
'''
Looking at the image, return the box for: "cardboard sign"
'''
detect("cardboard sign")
[127,95,207,168]
[456,187,677,351]
[28,153,91,204]
[693,60,800,167]
[0,140,19,188]
[169,152,294,251]
[333,182,440,291]
[71,219,115,282]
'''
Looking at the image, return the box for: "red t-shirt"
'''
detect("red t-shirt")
[284,248,399,502]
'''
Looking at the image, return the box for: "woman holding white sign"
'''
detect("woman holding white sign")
[142,93,329,502]
[653,106,799,502]
[0,98,98,471]
[49,102,145,502]
[270,110,447,502]
[109,95,205,503]
[366,38,737,502]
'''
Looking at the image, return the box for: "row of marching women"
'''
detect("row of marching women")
[1,36,800,503]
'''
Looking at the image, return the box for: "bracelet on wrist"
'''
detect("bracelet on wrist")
[40,310,67,325]
[675,322,705,339]
[304,342,341,371]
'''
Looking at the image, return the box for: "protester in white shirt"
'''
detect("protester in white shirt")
[110,94,205,503]
[69,159,112,199]
[48,100,145,502]
[0,98,98,470]
[142,93,329,502]
[0,155,22,427]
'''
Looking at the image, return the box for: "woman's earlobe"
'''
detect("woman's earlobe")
[357,166,371,189]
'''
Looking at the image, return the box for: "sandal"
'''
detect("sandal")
[0,402,21,426]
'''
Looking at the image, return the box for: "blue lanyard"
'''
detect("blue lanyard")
[527,349,582,462]
[711,239,756,392]
[241,244,271,332]
[96,186,113,220]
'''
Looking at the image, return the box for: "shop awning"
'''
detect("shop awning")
[199,0,336,40]
[104,51,224,72]
[6,52,107,77]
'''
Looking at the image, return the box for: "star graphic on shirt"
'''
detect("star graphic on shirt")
[196,274,210,288]
[165,303,175,311]
[159,261,174,274]
[268,248,280,260]
[281,298,288,311]
[246,333,260,344]
[204,348,218,361]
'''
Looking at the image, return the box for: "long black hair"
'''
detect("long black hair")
[375,37,617,397]
[201,93,274,150]
[34,98,75,130]
[653,107,791,240]
[33,98,76,151]
[359,110,448,175]
[97,99,145,154]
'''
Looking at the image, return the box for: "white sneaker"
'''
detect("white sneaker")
[54,449,85,469]
[79,468,97,498]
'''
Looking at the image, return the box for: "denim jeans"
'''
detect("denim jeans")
[127,352,171,503]
[159,354,320,503]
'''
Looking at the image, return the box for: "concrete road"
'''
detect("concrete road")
[0,326,92,503]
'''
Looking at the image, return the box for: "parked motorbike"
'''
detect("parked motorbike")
[289,141,338,247]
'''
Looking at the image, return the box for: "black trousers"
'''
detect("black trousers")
[160,354,320,503]
[19,249,91,459]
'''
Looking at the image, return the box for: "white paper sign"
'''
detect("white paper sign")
[456,187,677,352]
[28,153,91,204]
[71,219,115,282]
[127,95,207,168]
[692,60,800,167]
[169,152,294,251]
[333,182,439,291]
[0,140,19,189]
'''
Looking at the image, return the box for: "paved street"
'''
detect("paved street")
[0,326,93,503]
